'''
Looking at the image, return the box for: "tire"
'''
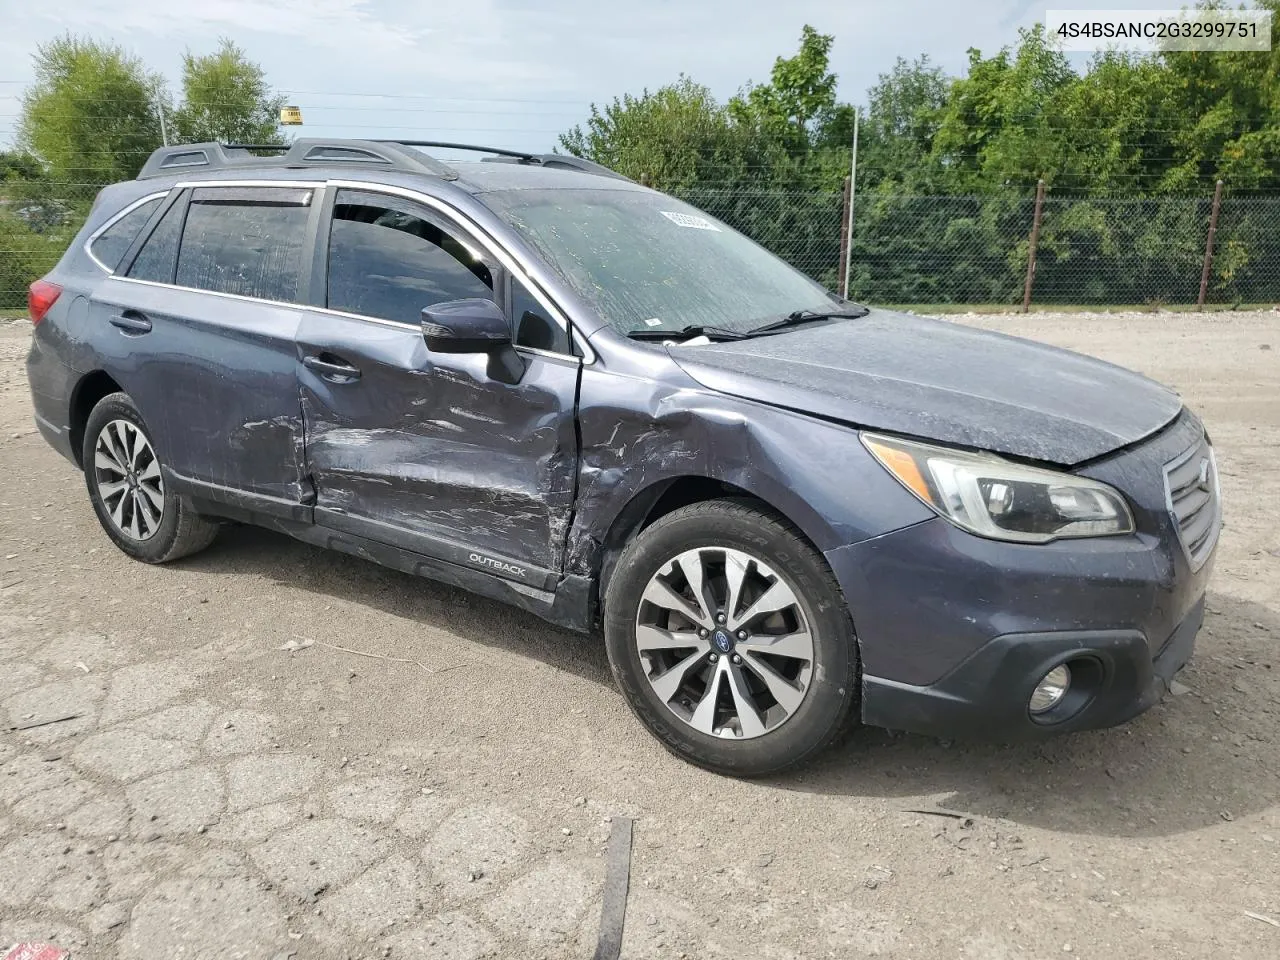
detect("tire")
[82,392,219,563]
[604,499,859,777]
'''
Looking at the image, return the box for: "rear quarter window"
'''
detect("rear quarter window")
[127,198,187,284]
[90,197,163,271]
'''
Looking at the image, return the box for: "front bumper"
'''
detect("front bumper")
[859,596,1202,739]
[826,409,1217,740]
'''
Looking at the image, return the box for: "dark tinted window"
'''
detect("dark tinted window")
[92,197,162,271]
[127,199,185,283]
[327,196,493,324]
[175,189,311,302]
[511,278,569,353]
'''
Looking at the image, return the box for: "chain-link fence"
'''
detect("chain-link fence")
[0,180,97,310]
[683,186,1280,309]
[3,178,1279,312]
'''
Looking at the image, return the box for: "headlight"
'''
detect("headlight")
[862,432,1134,543]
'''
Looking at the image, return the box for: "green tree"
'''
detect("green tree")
[172,38,286,145]
[729,24,841,152]
[930,25,1075,191]
[558,76,774,191]
[17,34,163,184]
[858,55,949,192]
[0,150,47,182]
[1156,0,1280,193]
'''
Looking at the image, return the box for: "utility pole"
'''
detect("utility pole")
[841,110,859,301]
[1021,179,1046,313]
[157,104,169,147]
[1197,180,1224,309]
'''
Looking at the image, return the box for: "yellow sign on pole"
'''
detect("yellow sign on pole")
[280,105,304,126]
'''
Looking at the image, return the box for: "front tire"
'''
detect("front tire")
[604,499,859,776]
[82,392,219,563]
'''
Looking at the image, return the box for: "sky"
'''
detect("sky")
[0,0,1209,154]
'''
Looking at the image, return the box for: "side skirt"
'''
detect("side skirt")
[182,489,595,633]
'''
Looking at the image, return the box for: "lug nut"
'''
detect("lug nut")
[698,628,709,638]
[715,613,726,624]
[709,653,719,663]
[731,654,742,665]
[737,630,748,640]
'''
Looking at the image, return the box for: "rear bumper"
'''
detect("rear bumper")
[27,326,81,466]
[860,596,1202,739]
[33,408,77,463]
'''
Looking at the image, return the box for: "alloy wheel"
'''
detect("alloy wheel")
[635,546,815,739]
[93,418,164,541]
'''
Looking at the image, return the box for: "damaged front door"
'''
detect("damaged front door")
[297,188,580,589]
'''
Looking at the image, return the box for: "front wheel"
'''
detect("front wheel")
[82,392,219,563]
[604,499,859,776]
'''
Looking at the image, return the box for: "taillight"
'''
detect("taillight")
[28,279,61,326]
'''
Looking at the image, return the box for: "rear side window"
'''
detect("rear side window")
[91,197,162,271]
[327,192,493,324]
[175,187,312,302]
[127,199,186,283]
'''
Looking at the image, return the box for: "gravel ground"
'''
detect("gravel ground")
[0,309,1277,959]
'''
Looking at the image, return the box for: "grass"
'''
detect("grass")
[883,302,1278,315]
[0,309,27,320]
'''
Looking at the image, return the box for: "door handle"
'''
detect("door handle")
[304,354,361,382]
[109,312,152,335]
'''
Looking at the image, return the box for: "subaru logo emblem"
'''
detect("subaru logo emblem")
[712,630,733,654]
[1196,458,1212,492]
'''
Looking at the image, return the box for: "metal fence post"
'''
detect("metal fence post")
[1197,179,1224,308]
[1021,179,1046,313]
[837,176,851,296]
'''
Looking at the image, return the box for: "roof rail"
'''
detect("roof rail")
[377,140,632,182]
[135,138,630,184]
[136,140,459,181]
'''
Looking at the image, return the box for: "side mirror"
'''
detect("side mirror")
[421,298,525,384]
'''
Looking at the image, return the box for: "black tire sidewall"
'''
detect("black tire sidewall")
[82,393,183,562]
[604,502,858,776]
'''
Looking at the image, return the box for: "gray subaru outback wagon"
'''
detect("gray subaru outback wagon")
[25,140,1220,775]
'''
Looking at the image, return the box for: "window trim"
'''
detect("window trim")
[103,177,594,363]
[84,191,171,272]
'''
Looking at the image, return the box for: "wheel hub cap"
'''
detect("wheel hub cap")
[93,418,164,541]
[711,628,735,654]
[635,546,815,740]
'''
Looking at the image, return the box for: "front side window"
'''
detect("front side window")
[92,197,162,271]
[478,187,839,336]
[175,187,311,302]
[327,191,494,324]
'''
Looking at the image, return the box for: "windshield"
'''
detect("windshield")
[478,187,839,336]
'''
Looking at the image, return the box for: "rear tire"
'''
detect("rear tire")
[82,392,219,563]
[604,499,859,777]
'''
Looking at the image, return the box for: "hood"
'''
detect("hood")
[668,308,1182,466]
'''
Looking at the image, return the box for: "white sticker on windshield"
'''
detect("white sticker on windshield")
[660,211,720,231]
[643,317,663,327]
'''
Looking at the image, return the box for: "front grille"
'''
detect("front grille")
[1163,434,1221,571]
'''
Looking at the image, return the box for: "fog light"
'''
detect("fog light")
[1029,664,1071,714]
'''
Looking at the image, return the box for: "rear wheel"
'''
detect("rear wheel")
[604,499,859,776]
[82,392,218,563]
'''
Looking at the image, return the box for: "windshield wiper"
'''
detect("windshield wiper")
[626,324,751,342]
[747,305,871,335]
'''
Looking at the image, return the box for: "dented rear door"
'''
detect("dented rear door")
[296,187,580,586]
[92,185,316,511]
